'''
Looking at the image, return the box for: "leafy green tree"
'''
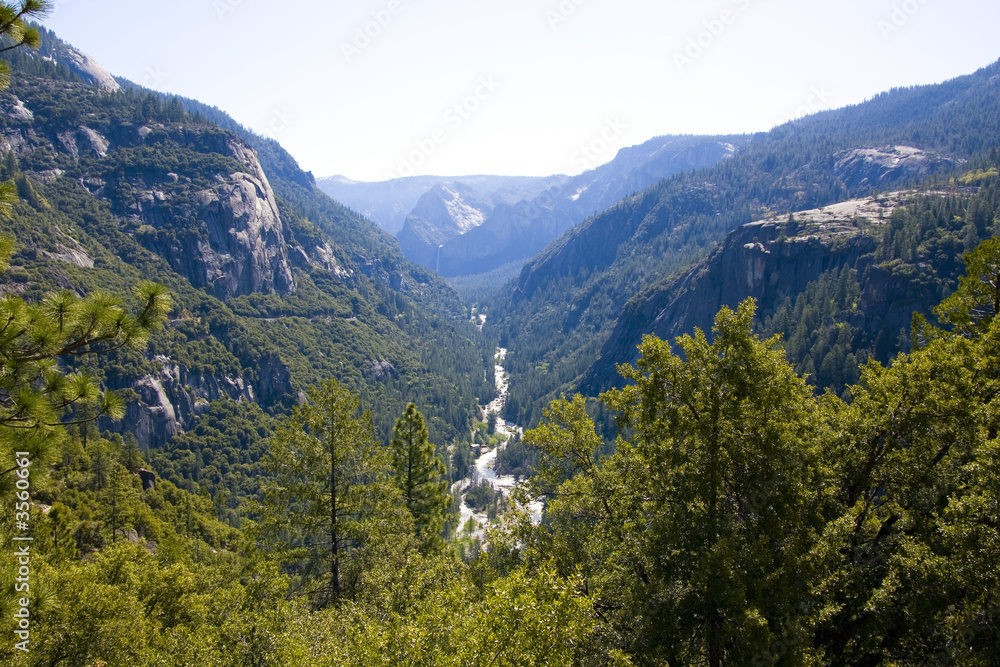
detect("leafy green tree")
[391,402,450,549]
[101,462,140,544]
[611,300,828,665]
[805,243,1000,663]
[520,299,829,665]
[254,378,404,608]
[121,431,144,473]
[935,236,1000,334]
[90,440,110,490]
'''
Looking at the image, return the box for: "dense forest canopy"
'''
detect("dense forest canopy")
[0,14,999,666]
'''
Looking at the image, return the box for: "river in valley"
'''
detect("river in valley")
[452,347,543,540]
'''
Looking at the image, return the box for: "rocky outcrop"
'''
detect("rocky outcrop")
[190,170,296,300]
[366,358,398,382]
[256,353,295,406]
[44,41,121,92]
[583,195,904,392]
[125,374,182,449]
[56,126,110,160]
[0,96,33,122]
[42,244,94,268]
[833,146,960,191]
[109,356,255,450]
[138,469,157,491]
[288,239,353,280]
[197,139,297,299]
[0,99,298,303]
[108,133,299,301]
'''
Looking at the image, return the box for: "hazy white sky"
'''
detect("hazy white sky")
[43,0,1000,181]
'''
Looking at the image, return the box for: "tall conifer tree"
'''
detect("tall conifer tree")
[391,403,450,549]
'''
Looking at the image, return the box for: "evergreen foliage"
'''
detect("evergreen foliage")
[391,403,450,550]
[490,61,1000,428]
[252,378,405,608]
[3,22,1000,667]
[506,279,1000,664]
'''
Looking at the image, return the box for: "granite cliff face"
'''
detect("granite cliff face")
[190,170,295,300]
[109,350,298,450]
[583,195,916,391]
[112,356,255,449]
[834,146,961,190]
[1,90,298,302]
[0,39,307,448]
[397,183,494,270]
[37,32,122,92]
[113,135,297,301]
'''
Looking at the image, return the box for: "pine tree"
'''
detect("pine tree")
[255,378,402,608]
[391,403,450,549]
[523,299,826,666]
[101,463,139,544]
[91,442,109,490]
[0,277,171,464]
[0,2,49,90]
[121,432,144,473]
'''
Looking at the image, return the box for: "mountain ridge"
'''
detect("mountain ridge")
[490,58,1000,426]
[0,28,494,495]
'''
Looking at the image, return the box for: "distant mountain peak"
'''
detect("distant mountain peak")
[437,184,489,233]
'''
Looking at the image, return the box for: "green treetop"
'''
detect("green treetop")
[255,378,405,608]
[0,2,49,89]
[935,237,1000,334]
[519,299,830,665]
[391,402,450,550]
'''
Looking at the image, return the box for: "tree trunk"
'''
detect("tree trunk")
[330,431,341,602]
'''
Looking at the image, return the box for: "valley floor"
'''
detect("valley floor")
[454,347,542,539]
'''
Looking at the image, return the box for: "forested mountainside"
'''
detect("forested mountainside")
[490,59,1000,427]
[586,178,1000,395]
[0,29,495,504]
